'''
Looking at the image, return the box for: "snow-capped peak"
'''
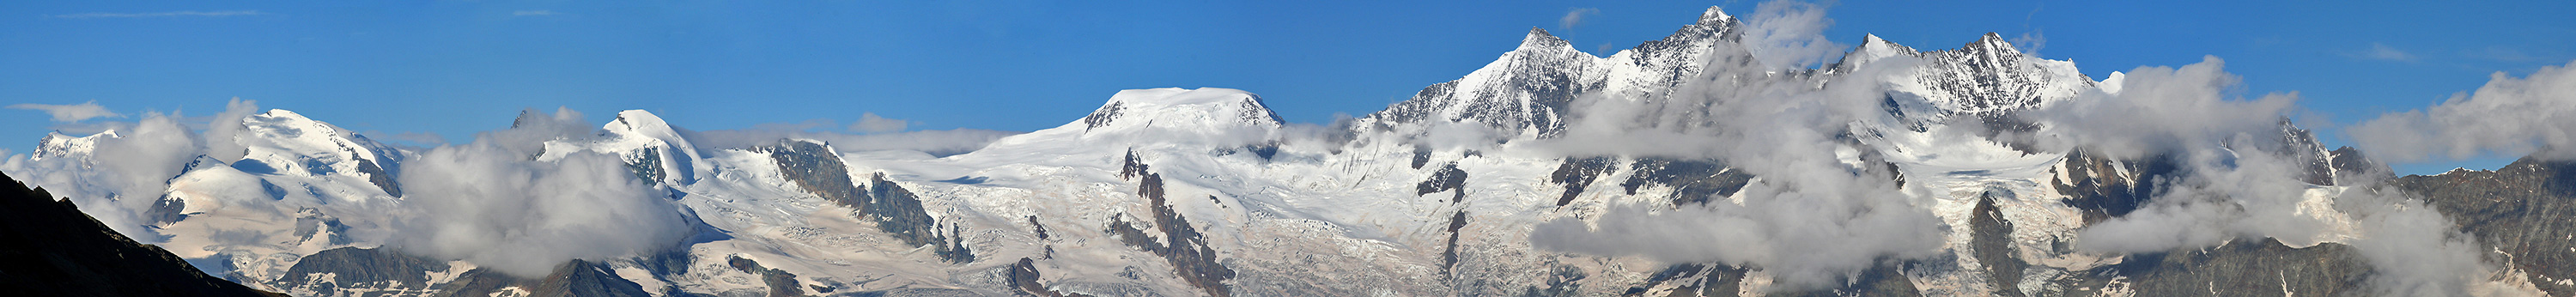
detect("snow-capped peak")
[1868,32,2090,118]
[234,109,405,197]
[991,88,1283,153]
[1080,88,1281,132]
[1970,33,2020,57]
[538,110,703,186]
[1842,33,1920,67]
[237,109,398,176]
[1698,6,1735,25]
[603,110,701,157]
[1519,27,1573,52]
[33,130,114,161]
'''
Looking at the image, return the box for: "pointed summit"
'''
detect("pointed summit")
[1842,33,1920,67]
[1519,27,1571,50]
[1698,6,1735,25]
[1968,32,2020,56]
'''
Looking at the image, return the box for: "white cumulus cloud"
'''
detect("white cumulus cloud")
[2350,59,2576,162]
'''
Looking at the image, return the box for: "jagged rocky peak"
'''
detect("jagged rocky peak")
[1365,6,1749,140]
[1868,31,2092,119]
[1698,5,1735,25]
[1967,32,2021,58]
[1364,26,1605,139]
[1078,88,1282,134]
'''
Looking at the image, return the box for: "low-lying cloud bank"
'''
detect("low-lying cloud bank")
[1530,1,1946,289]
[0,102,1016,277]
[391,134,690,277]
[1520,1,2531,294]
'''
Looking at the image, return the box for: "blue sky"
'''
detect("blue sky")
[3,1,2571,175]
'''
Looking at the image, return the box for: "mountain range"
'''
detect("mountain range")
[4,5,2571,297]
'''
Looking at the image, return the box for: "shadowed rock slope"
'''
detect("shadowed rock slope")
[0,172,284,297]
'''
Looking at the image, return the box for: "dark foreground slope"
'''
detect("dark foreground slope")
[0,172,284,297]
[2396,156,2576,296]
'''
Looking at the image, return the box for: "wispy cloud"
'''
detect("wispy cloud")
[49,10,264,19]
[8,100,124,123]
[513,10,558,16]
[851,112,908,133]
[1558,8,1599,30]
[2355,42,2416,62]
[2012,29,2047,55]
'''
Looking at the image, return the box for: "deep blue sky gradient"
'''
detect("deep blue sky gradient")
[3,1,2570,174]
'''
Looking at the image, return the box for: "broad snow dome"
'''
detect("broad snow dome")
[236,109,399,178]
[1064,88,1282,143]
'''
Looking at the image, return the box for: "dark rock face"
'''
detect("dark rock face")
[2271,120,2337,186]
[1549,157,1615,206]
[1106,155,1236,297]
[290,208,351,245]
[1029,215,1050,240]
[870,173,975,264]
[355,155,403,197]
[1619,158,1753,207]
[2394,156,2576,296]
[623,147,665,186]
[763,140,867,210]
[276,246,450,295]
[147,193,187,225]
[2090,239,2368,297]
[762,140,972,264]
[1616,264,1740,297]
[726,256,805,297]
[431,260,651,297]
[2050,149,2181,223]
[1442,210,1469,275]
[1968,190,2028,297]
[2327,147,2392,183]
[0,172,283,297]
[1417,162,1469,203]
[1082,101,1123,131]
[1008,258,1097,297]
